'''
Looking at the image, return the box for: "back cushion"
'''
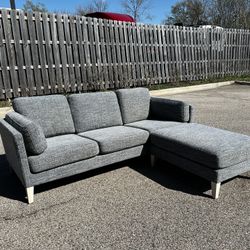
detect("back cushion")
[13,95,75,137]
[68,92,123,133]
[116,88,150,124]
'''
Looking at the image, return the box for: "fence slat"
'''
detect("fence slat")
[0,9,250,99]
[0,10,11,98]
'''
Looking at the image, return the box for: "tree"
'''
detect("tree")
[208,0,250,29]
[76,0,108,16]
[164,0,250,29]
[121,0,152,22]
[163,0,207,26]
[22,0,48,12]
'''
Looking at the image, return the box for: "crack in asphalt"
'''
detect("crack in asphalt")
[0,196,79,222]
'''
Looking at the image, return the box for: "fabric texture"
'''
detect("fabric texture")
[0,119,31,187]
[28,146,145,187]
[28,134,99,173]
[126,120,182,133]
[79,126,149,154]
[151,123,250,169]
[68,92,123,133]
[13,95,75,137]
[150,97,192,122]
[151,145,250,182]
[5,112,47,155]
[116,88,150,124]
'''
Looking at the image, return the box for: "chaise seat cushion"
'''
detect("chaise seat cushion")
[79,126,149,154]
[28,134,99,173]
[125,120,182,133]
[151,123,250,170]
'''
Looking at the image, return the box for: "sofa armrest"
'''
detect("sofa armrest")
[150,97,193,123]
[0,119,32,187]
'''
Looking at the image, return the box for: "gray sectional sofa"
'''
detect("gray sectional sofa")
[0,87,249,204]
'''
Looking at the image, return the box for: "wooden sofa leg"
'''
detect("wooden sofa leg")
[211,182,221,199]
[150,154,155,167]
[26,186,34,204]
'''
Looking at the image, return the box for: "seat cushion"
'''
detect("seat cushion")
[13,95,75,137]
[151,123,250,169]
[126,120,182,133]
[79,126,149,154]
[68,92,123,133]
[5,112,47,155]
[116,88,150,124]
[28,134,99,173]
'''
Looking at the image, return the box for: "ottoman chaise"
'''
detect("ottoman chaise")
[150,123,250,199]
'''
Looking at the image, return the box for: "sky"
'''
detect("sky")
[0,0,177,24]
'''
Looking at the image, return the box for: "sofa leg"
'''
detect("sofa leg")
[211,182,221,199]
[150,154,155,167]
[26,186,34,204]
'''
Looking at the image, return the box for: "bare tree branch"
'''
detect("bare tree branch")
[121,0,152,22]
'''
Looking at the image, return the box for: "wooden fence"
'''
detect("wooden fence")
[0,9,250,99]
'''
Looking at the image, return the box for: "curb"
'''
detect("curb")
[235,81,250,86]
[150,81,235,96]
[0,80,243,118]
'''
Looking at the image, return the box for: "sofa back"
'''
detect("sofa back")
[116,88,150,124]
[13,95,75,138]
[68,91,123,133]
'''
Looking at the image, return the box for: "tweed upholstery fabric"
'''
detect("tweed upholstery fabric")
[28,146,145,187]
[79,126,149,154]
[5,112,47,155]
[28,134,99,173]
[126,120,182,133]
[0,119,31,187]
[151,123,250,169]
[13,95,75,137]
[116,88,150,124]
[150,97,192,122]
[151,145,250,183]
[68,92,123,133]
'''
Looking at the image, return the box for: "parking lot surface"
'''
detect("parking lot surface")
[0,84,249,249]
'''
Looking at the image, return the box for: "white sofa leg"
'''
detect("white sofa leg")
[26,186,34,204]
[150,154,155,167]
[211,182,221,199]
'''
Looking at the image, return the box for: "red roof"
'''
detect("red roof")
[85,12,135,22]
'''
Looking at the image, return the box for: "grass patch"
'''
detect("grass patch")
[148,75,250,91]
[0,100,11,108]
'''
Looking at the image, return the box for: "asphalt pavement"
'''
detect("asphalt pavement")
[0,84,249,249]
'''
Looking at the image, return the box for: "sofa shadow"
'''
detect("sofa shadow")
[0,154,129,202]
[0,155,27,202]
[129,157,213,198]
[35,161,127,194]
[0,154,246,203]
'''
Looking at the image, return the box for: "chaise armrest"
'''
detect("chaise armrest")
[150,97,193,123]
[0,119,32,187]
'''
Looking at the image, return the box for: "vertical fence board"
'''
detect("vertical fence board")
[0,9,250,99]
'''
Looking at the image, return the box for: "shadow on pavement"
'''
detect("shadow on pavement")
[129,157,213,198]
[0,154,27,202]
[1,154,245,203]
[0,153,127,203]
